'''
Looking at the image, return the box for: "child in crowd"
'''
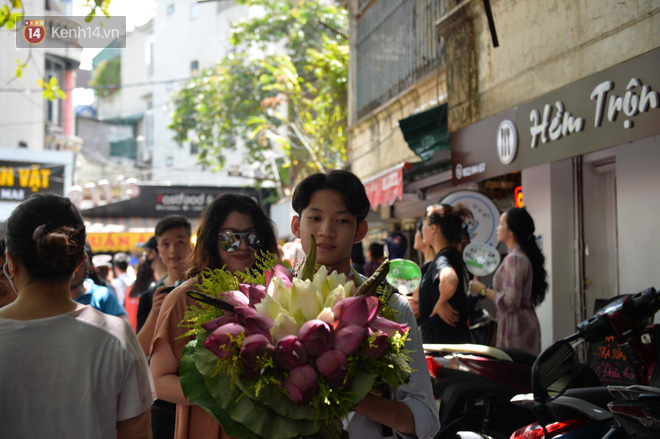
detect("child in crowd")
[290,170,440,439]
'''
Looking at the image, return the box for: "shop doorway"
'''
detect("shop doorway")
[580,149,619,319]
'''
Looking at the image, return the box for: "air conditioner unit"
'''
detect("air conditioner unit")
[140,149,152,163]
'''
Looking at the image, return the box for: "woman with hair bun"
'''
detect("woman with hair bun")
[469,207,547,354]
[0,194,154,438]
[419,203,473,344]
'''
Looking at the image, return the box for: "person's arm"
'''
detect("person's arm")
[117,409,152,439]
[409,286,420,319]
[470,255,526,312]
[369,292,440,438]
[150,287,191,406]
[354,393,416,436]
[431,266,459,326]
[137,285,170,356]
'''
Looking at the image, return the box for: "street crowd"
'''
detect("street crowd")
[0,169,545,439]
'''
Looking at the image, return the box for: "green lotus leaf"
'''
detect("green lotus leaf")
[180,340,262,439]
[187,332,322,439]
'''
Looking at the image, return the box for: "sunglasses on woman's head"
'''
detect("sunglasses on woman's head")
[218,231,262,252]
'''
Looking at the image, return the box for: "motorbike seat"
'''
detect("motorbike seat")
[498,347,537,366]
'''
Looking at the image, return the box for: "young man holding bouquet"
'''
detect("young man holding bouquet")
[291,170,440,439]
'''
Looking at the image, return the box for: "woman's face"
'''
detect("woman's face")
[497,212,510,243]
[217,211,259,274]
[413,229,426,251]
[0,254,17,308]
[421,218,435,245]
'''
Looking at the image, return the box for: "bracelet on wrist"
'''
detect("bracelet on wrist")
[479,287,487,297]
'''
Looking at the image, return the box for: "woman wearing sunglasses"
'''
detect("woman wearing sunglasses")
[150,193,278,439]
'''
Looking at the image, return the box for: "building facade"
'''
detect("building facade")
[347,0,660,348]
[0,0,81,221]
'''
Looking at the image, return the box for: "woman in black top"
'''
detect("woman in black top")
[418,203,473,344]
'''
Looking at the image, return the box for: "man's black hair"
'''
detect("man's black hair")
[155,214,192,237]
[112,252,129,272]
[291,170,371,223]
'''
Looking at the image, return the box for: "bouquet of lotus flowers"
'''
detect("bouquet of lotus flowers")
[179,239,413,439]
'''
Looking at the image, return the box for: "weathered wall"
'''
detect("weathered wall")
[441,0,660,129]
[348,72,447,180]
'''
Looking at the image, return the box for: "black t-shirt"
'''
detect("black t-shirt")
[418,247,471,344]
[136,277,166,333]
[135,276,176,435]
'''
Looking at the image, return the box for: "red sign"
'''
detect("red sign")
[364,167,403,211]
[515,186,524,207]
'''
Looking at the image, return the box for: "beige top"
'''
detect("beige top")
[152,277,233,439]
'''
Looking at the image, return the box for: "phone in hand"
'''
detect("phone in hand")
[160,285,176,295]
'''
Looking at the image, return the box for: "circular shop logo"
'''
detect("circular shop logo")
[455,163,463,180]
[497,120,518,165]
[23,20,46,45]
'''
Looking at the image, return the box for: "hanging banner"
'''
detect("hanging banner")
[364,167,404,211]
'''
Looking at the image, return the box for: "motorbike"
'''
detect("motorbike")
[425,342,541,438]
[508,286,660,439]
[424,340,602,439]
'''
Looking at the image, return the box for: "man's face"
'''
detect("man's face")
[291,189,367,275]
[157,226,192,275]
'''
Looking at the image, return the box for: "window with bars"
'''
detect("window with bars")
[355,0,451,120]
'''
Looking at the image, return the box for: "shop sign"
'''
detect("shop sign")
[155,191,216,214]
[87,232,152,253]
[0,161,65,201]
[514,186,524,207]
[452,48,660,184]
[80,185,264,219]
[364,167,404,211]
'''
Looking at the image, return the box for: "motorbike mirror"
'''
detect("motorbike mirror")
[532,340,579,404]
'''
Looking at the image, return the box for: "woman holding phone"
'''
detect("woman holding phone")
[150,194,278,439]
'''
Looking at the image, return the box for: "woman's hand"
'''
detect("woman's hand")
[431,300,459,326]
[469,276,485,295]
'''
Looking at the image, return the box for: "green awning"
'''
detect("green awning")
[104,113,144,124]
[398,103,449,162]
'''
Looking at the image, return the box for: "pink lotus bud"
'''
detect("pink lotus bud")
[285,365,319,404]
[364,328,389,359]
[204,323,245,359]
[369,316,409,337]
[238,283,267,305]
[332,296,380,327]
[299,319,334,357]
[221,290,250,307]
[266,263,293,289]
[333,324,367,355]
[201,315,236,332]
[315,349,348,386]
[234,305,274,341]
[274,335,309,371]
[240,334,275,379]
